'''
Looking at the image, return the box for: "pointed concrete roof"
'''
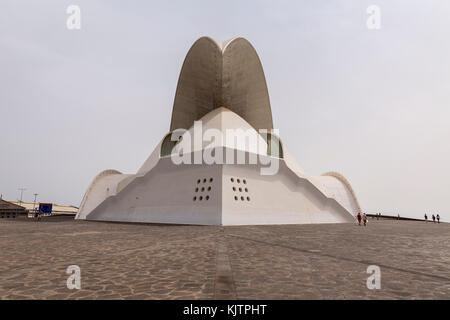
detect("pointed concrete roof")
[170,37,273,132]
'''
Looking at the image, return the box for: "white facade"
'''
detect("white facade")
[76,37,360,225]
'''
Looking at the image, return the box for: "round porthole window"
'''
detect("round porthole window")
[234,196,238,201]
[199,196,203,201]
[245,188,248,192]
[247,196,250,201]
[195,188,199,192]
[243,179,247,184]
[201,187,205,192]
[208,186,211,191]
[239,187,242,192]
[197,179,201,184]
[240,196,244,201]
[210,178,213,182]
[237,179,240,183]
[206,195,210,200]
[231,178,234,182]
[203,178,207,183]
[193,196,197,201]
[233,187,236,191]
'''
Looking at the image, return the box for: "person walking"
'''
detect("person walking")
[432,214,436,223]
[424,213,428,222]
[357,212,362,226]
[437,214,440,223]
[362,213,368,226]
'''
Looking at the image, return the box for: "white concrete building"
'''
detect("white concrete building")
[76,37,360,225]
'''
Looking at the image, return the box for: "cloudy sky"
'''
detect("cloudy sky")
[1,0,449,221]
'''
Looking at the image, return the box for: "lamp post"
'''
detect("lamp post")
[33,193,38,215]
[18,188,26,206]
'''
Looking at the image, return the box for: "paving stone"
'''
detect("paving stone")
[0,218,448,299]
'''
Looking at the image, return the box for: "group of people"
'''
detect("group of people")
[356,212,442,225]
[424,213,440,223]
[356,212,368,226]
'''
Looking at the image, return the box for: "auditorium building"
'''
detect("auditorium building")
[76,37,360,225]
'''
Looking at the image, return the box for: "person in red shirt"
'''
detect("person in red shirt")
[357,212,362,226]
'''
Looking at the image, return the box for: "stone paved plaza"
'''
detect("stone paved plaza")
[0,217,449,299]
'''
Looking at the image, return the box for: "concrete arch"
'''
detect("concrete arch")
[170,37,273,132]
[76,169,127,220]
[321,172,362,214]
[160,130,186,158]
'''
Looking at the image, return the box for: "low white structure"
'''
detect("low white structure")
[76,37,360,225]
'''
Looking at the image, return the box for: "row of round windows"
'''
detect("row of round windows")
[230,177,246,184]
[197,178,213,184]
[233,186,248,192]
[196,186,211,192]
[194,195,249,201]
[193,195,210,201]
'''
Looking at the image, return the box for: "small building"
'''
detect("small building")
[5,201,78,216]
[0,199,28,218]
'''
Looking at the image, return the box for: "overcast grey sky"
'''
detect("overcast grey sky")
[1,0,449,220]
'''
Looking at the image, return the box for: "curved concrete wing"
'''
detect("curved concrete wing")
[170,37,222,131]
[170,37,273,132]
[321,172,362,213]
[221,38,273,131]
[308,172,361,216]
[76,170,133,220]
